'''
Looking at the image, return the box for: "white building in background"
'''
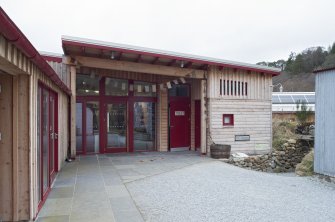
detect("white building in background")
[272,92,315,112]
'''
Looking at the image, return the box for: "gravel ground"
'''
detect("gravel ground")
[126,161,335,222]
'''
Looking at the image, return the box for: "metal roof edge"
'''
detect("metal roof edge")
[61,35,281,75]
[313,66,335,73]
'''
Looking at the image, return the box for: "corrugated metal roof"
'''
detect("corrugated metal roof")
[62,35,281,75]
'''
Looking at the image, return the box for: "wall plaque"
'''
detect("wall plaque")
[235,135,250,141]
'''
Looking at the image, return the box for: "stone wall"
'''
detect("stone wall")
[228,138,312,173]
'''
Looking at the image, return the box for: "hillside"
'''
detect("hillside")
[273,72,315,92]
[258,42,335,92]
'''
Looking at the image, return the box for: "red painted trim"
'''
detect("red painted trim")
[222,114,234,126]
[0,8,71,95]
[36,82,59,218]
[77,77,158,154]
[41,55,62,63]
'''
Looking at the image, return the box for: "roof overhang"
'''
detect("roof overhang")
[313,66,335,74]
[0,7,71,95]
[62,35,281,76]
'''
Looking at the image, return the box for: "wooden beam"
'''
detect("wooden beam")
[200,79,207,154]
[117,52,123,60]
[185,62,193,68]
[167,59,177,66]
[73,56,205,79]
[135,54,142,63]
[12,76,18,221]
[70,66,76,158]
[151,57,159,64]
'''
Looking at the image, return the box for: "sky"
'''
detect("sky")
[1,0,335,64]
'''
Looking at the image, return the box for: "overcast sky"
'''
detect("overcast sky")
[1,0,335,64]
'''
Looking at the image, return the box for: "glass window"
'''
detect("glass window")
[134,102,156,151]
[134,81,156,97]
[105,78,128,96]
[305,95,315,104]
[222,114,234,126]
[85,102,100,153]
[168,84,189,97]
[292,95,308,104]
[76,74,100,96]
[272,95,281,104]
[279,95,294,103]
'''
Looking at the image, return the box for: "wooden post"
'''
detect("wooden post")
[70,66,76,158]
[200,79,207,154]
[12,75,19,221]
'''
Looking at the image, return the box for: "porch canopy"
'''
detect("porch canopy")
[61,35,280,77]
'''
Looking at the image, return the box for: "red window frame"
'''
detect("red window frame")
[222,114,234,126]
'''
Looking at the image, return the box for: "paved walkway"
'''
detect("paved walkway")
[37,152,335,222]
[37,151,209,222]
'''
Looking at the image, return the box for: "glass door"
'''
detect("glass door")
[76,101,100,154]
[37,84,58,207]
[106,102,127,152]
[133,102,156,151]
[85,102,100,153]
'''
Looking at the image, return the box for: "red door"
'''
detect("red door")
[169,98,191,150]
[194,100,201,150]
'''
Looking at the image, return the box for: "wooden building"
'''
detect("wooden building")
[0,8,72,221]
[0,7,280,221]
[314,67,335,177]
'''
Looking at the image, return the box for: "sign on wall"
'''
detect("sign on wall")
[175,111,185,116]
[235,135,250,141]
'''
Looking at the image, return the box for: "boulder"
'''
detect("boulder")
[295,150,314,176]
[288,139,297,144]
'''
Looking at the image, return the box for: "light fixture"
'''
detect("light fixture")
[167,82,172,89]
[180,61,185,68]
[180,77,186,84]
[173,79,179,84]
[111,51,115,59]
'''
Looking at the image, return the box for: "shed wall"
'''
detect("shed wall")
[207,66,272,154]
[315,70,335,177]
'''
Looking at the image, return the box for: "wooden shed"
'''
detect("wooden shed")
[314,67,335,177]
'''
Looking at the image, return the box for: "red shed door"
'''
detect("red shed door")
[169,84,191,151]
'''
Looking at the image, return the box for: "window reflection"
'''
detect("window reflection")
[134,102,156,151]
[134,81,157,97]
[105,78,128,96]
[76,74,100,96]
[107,104,127,148]
[86,102,99,153]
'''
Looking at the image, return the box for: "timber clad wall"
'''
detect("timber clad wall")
[315,69,335,177]
[46,59,70,88]
[0,33,70,221]
[30,66,70,218]
[207,66,272,154]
